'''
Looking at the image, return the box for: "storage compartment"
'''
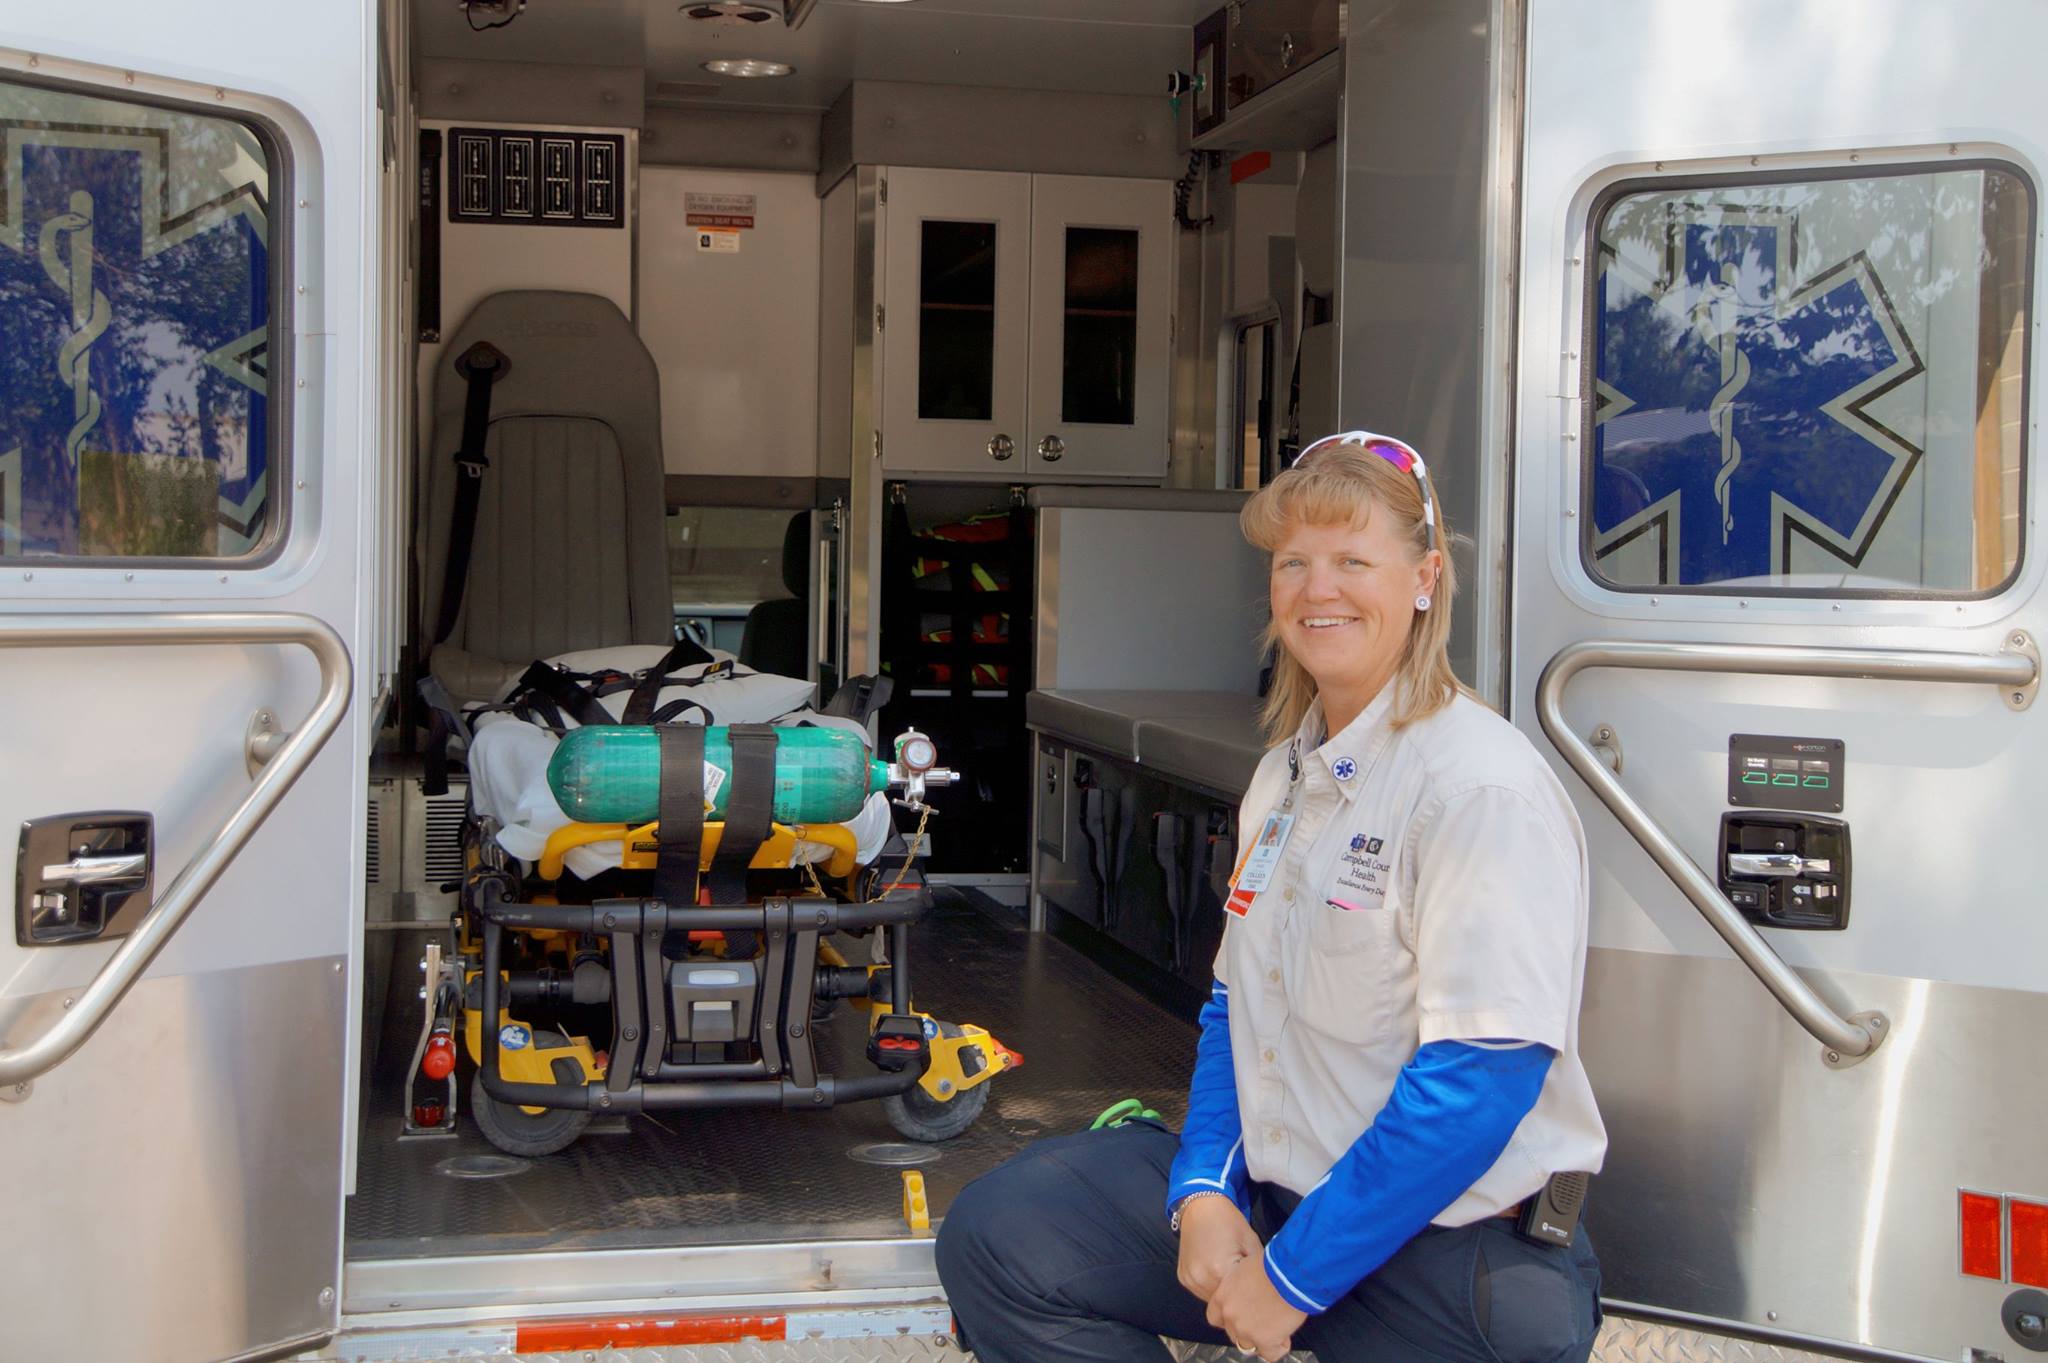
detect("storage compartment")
[877,483,1036,873]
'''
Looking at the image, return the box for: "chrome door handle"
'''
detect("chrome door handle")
[1728,852,1831,879]
[1038,434,1065,462]
[41,852,148,885]
[988,434,1015,461]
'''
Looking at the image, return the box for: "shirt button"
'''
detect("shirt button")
[1261,1049,1276,1065]
[1267,1128,1284,1144]
[1267,969,1281,984]
[1283,888,1296,904]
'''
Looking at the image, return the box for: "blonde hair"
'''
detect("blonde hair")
[1240,436,1469,742]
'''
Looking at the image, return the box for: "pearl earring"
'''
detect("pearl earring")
[1415,595,1432,612]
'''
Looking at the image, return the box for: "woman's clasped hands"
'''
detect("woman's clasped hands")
[1175,1197,1306,1362]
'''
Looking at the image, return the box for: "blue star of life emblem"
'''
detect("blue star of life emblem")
[1591,204,1923,586]
[1332,756,1358,781]
[1349,832,1368,852]
[0,120,271,556]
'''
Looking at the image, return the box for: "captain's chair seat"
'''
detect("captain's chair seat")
[418,291,673,707]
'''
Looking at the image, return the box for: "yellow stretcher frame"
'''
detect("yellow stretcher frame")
[538,819,861,882]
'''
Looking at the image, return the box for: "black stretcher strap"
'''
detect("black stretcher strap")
[655,724,708,911]
[707,724,778,906]
[433,341,511,645]
[621,636,717,725]
[514,661,612,728]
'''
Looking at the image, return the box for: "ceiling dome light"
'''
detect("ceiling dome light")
[702,58,795,78]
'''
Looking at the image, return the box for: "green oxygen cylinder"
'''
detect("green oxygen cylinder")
[547,725,891,826]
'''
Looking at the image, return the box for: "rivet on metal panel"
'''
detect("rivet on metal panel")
[124,72,135,86]
[214,88,225,100]
[26,55,38,68]
[124,573,134,583]
[1589,724,1622,776]
[2005,631,2039,712]
[1820,1010,1890,1069]
[1,1080,32,1103]
[318,1287,334,1307]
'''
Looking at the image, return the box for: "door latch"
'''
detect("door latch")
[16,813,153,946]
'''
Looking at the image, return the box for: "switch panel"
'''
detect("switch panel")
[1728,733,1844,813]
[1719,812,1851,931]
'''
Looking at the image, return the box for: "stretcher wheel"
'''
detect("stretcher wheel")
[470,1037,593,1157]
[883,1022,990,1143]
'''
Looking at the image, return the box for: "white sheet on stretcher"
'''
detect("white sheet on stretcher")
[468,714,895,880]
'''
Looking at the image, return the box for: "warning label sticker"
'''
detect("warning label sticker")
[696,229,741,253]
[685,191,757,229]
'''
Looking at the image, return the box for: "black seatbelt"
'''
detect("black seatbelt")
[654,724,708,912]
[432,341,511,645]
[707,725,778,906]
[620,636,717,725]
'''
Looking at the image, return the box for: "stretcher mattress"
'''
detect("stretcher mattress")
[462,643,892,878]
[468,716,894,879]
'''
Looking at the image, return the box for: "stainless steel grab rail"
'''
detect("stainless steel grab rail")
[0,613,352,1090]
[1536,638,2038,1066]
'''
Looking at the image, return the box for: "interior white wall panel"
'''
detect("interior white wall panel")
[638,167,822,479]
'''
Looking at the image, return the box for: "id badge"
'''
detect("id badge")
[1225,813,1294,917]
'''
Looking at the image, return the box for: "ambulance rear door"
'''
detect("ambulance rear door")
[0,4,376,1359]
[1509,1,2048,1355]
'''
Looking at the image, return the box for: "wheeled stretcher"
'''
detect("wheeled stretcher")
[410,683,1016,1158]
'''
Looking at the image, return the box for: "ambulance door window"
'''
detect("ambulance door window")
[918,219,998,422]
[0,77,281,562]
[1585,164,2031,595]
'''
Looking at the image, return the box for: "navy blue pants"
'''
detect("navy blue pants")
[936,1122,1601,1363]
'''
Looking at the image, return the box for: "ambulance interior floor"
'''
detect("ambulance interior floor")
[346,888,1199,1257]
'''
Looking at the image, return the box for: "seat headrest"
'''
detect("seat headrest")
[436,290,658,427]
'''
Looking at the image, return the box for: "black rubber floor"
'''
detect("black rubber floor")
[346,890,1198,1257]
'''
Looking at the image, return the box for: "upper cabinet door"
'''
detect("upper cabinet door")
[1026,175,1173,480]
[881,167,1032,476]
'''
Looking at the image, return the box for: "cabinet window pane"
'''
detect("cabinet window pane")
[0,77,279,560]
[917,219,996,422]
[1061,226,1139,427]
[1588,164,2031,595]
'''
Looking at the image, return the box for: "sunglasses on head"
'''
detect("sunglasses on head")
[1294,430,1438,554]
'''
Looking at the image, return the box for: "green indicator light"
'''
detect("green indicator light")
[1772,773,1799,786]
[1741,772,1771,785]
[1802,775,1830,788]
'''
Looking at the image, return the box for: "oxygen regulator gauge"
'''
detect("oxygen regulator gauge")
[897,732,938,775]
[888,729,956,813]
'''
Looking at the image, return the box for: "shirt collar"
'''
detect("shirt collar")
[1294,688,1395,802]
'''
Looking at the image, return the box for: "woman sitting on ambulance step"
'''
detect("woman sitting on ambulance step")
[937,432,1607,1363]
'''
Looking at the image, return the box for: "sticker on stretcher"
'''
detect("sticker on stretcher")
[1225,813,1293,917]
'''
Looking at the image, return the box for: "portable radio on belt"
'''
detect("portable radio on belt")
[1515,1171,1591,1247]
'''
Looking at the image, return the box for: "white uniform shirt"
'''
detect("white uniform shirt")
[1218,687,1606,1223]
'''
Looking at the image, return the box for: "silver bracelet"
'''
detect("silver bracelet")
[1169,1190,1232,1234]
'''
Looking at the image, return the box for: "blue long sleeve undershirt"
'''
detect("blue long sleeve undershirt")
[1167,980,1554,1315]
[1164,979,1251,1218]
